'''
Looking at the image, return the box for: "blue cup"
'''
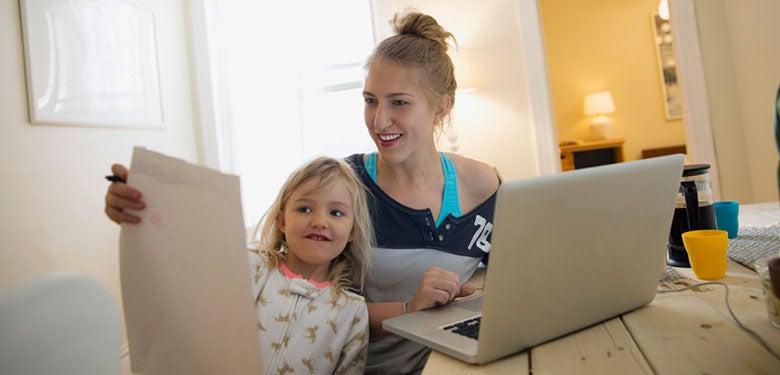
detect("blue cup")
[714,201,739,238]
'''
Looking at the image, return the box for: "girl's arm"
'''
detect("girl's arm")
[335,302,369,375]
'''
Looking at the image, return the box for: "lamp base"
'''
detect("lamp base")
[589,117,616,140]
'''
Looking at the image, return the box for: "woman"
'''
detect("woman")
[105,10,500,374]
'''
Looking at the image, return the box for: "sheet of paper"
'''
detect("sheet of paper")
[119,147,262,374]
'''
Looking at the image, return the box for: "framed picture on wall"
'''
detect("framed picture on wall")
[19,0,164,128]
[651,13,683,120]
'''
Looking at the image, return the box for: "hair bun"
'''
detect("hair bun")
[392,10,454,53]
[369,9,458,121]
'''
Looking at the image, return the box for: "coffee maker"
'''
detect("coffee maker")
[667,164,718,267]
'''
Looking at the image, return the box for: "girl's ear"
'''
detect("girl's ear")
[348,228,356,242]
[275,212,286,232]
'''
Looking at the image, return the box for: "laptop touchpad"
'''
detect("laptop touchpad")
[451,294,483,312]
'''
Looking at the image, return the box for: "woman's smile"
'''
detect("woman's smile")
[378,133,402,147]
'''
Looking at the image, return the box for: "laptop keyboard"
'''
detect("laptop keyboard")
[443,316,481,340]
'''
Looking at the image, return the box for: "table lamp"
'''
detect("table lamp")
[584,91,616,140]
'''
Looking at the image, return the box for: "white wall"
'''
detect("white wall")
[0,0,199,366]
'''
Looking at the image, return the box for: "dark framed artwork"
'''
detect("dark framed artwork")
[651,13,683,120]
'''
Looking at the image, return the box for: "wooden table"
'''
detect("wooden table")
[424,202,780,374]
[559,138,626,171]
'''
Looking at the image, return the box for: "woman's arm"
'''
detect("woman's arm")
[367,267,476,339]
[367,301,406,339]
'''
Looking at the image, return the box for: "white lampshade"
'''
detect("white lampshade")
[583,91,615,116]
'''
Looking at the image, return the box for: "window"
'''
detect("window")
[197,1,377,227]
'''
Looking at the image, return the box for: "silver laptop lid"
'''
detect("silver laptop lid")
[476,155,684,363]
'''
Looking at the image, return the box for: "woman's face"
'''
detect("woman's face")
[362,60,444,164]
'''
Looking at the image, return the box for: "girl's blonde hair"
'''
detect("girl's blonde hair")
[252,157,373,295]
[366,9,457,131]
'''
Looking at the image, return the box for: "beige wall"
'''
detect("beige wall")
[540,0,687,161]
[0,0,199,368]
[540,0,780,202]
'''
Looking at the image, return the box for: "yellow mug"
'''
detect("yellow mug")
[682,229,729,280]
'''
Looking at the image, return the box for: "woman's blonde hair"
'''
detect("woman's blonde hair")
[366,9,458,131]
[252,157,373,295]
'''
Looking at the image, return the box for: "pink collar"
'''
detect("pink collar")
[280,262,331,289]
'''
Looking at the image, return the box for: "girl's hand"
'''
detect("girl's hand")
[104,164,145,224]
[406,267,476,313]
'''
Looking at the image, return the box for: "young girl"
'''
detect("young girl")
[247,156,373,375]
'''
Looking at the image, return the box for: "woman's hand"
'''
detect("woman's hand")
[366,267,477,338]
[406,267,476,313]
[104,164,145,224]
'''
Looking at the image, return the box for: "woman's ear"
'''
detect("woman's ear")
[434,95,453,123]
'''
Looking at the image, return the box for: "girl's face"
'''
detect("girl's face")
[276,178,354,282]
[363,60,446,164]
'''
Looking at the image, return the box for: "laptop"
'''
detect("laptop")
[382,154,685,364]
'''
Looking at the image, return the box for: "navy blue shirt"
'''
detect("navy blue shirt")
[345,153,498,374]
[346,153,496,261]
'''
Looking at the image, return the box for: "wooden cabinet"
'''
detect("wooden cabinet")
[560,138,625,171]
